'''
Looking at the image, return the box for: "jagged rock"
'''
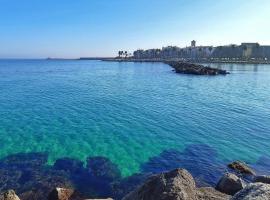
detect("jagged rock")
[0,190,20,200]
[122,168,197,200]
[228,161,255,175]
[231,183,270,200]
[48,188,74,200]
[254,175,270,184]
[196,187,231,200]
[216,173,246,195]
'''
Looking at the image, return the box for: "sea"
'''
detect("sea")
[0,59,269,198]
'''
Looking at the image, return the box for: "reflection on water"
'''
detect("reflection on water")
[206,62,269,72]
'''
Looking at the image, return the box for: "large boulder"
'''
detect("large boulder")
[254,175,270,184]
[0,190,20,200]
[232,183,270,200]
[48,188,75,200]
[196,187,231,200]
[216,173,245,195]
[84,199,113,200]
[122,168,197,200]
[47,188,113,200]
[228,161,255,175]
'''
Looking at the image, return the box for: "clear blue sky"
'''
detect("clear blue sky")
[0,0,269,58]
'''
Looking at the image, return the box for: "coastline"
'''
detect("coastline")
[43,57,270,65]
[99,58,270,65]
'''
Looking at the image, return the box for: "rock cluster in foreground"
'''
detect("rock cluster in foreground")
[1,161,270,200]
[166,61,229,75]
[122,168,230,200]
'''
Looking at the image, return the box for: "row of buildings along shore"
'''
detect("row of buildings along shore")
[132,41,270,62]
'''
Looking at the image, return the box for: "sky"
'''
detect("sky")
[0,0,270,58]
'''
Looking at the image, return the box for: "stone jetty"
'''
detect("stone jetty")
[165,61,229,75]
[101,58,230,75]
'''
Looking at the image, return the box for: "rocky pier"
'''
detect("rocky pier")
[102,59,230,75]
[165,61,229,75]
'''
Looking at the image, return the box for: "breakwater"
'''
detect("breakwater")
[101,58,229,75]
[165,61,229,75]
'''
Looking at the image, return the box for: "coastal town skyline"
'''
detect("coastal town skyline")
[0,0,270,58]
[129,41,270,62]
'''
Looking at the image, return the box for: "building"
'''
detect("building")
[133,41,270,61]
[191,40,196,47]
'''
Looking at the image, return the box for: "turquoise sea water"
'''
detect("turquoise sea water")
[0,60,270,178]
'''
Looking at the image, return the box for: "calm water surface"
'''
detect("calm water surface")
[0,60,270,180]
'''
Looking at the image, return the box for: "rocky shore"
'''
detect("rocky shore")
[1,160,270,200]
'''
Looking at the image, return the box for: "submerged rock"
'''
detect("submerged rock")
[254,175,270,184]
[54,158,84,173]
[196,187,231,200]
[87,157,121,181]
[122,168,197,200]
[0,190,20,200]
[140,144,226,187]
[0,169,22,192]
[0,153,121,200]
[0,153,48,168]
[165,61,229,75]
[228,161,255,175]
[232,183,270,200]
[112,173,151,200]
[216,173,245,195]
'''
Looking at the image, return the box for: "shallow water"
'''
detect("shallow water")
[0,60,270,184]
